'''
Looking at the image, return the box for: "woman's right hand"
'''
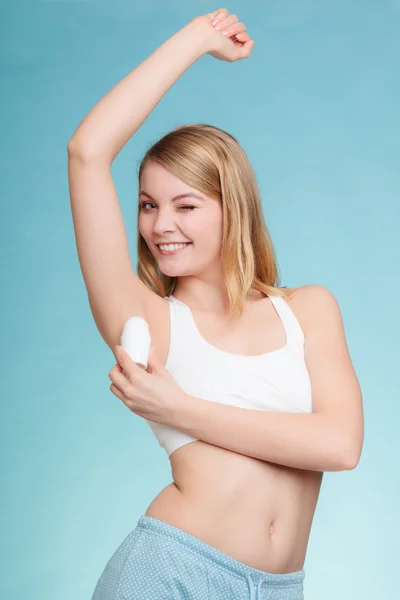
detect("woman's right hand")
[190,8,255,62]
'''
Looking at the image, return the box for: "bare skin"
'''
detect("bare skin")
[66,7,359,577]
[143,289,323,574]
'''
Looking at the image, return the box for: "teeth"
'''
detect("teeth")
[159,243,188,251]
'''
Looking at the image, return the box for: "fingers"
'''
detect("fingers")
[214,13,238,33]
[211,7,229,26]
[110,382,129,404]
[108,363,137,397]
[210,9,254,57]
[235,31,250,42]
[220,21,246,39]
[237,39,255,58]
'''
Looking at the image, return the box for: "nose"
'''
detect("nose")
[151,208,178,237]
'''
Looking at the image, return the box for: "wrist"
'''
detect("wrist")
[180,18,214,57]
[168,391,196,432]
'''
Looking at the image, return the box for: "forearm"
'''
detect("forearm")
[175,394,352,472]
[67,20,210,163]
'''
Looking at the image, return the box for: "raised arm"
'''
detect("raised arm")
[66,17,215,352]
[67,18,214,162]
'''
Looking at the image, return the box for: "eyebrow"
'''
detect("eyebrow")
[139,191,205,203]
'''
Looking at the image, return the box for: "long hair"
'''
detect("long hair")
[136,124,298,316]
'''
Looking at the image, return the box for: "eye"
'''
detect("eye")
[139,202,195,211]
[140,202,155,210]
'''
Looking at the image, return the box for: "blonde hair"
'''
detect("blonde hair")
[136,124,298,316]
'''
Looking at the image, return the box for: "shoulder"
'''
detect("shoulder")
[283,284,343,336]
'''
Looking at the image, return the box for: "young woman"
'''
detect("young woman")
[67,8,364,600]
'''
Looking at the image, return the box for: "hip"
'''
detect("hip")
[92,514,305,600]
[145,480,312,573]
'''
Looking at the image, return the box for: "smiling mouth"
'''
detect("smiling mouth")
[157,243,192,255]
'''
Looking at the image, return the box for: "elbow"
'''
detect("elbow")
[67,138,103,162]
[67,141,88,163]
[67,137,84,156]
[342,453,360,471]
[341,440,362,471]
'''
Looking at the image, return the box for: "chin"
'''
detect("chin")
[159,268,188,277]
[158,264,193,277]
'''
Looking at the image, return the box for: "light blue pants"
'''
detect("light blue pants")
[91,515,305,599]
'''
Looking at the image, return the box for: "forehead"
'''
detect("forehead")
[140,161,187,192]
[140,161,211,206]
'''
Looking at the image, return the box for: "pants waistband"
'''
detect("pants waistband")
[137,515,305,589]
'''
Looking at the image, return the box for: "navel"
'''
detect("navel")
[269,518,276,536]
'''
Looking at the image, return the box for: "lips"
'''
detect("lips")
[156,242,191,245]
[157,243,192,255]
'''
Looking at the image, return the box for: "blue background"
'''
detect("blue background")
[1,1,399,598]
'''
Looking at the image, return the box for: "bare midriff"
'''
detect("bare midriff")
[144,291,323,574]
[145,440,323,574]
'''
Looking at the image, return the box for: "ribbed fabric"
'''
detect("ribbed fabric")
[146,292,312,458]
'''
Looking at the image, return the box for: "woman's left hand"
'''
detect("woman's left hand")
[108,345,186,425]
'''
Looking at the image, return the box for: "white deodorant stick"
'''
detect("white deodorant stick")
[120,316,152,370]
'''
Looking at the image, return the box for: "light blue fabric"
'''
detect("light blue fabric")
[92,515,305,599]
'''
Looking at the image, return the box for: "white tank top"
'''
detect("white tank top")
[146,292,313,458]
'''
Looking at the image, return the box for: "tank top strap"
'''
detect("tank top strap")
[164,295,199,349]
[267,293,305,357]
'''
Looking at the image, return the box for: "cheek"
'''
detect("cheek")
[194,213,223,251]
[198,207,222,232]
[138,215,150,238]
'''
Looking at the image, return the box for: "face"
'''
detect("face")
[138,161,223,279]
